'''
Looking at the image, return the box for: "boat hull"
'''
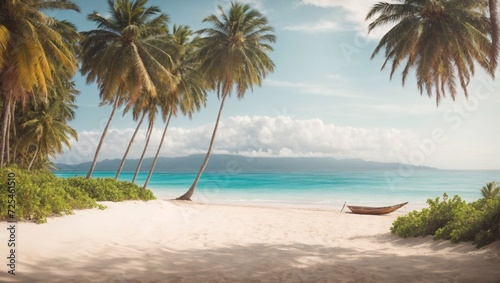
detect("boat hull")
[347,202,408,215]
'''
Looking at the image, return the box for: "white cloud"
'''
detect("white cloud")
[294,0,394,39]
[349,103,437,116]
[55,116,421,165]
[264,78,357,97]
[222,0,269,14]
[283,20,339,33]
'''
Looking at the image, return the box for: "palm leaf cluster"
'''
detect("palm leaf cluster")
[197,3,276,99]
[481,182,500,199]
[367,0,498,105]
[0,0,80,170]
[80,0,176,105]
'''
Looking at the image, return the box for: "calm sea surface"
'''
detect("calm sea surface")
[55,169,500,211]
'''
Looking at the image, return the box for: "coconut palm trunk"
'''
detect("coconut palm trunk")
[9,103,16,165]
[86,97,120,179]
[5,102,12,165]
[0,96,12,167]
[28,146,39,171]
[490,0,499,71]
[115,111,146,180]
[177,94,227,200]
[132,121,154,183]
[143,112,172,190]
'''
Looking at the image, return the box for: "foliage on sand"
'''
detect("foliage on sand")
[65,176,156,201]
[391,188,500,248]
[0,167,155,223]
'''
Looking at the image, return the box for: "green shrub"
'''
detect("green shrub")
[0,167,156,223]
[391,193,500,248]
[0,167,97,223]
[63,177,156,201]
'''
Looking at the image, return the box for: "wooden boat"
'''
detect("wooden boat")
[346,202,408,215]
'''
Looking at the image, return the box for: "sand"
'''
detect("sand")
[1,200,499,283]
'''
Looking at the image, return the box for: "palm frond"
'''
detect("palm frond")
[367,0,495,105]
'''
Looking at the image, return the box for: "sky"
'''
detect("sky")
[52,0,500,170]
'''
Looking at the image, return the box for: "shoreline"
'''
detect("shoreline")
[155,192,429,212]
[163,197,417,216]
[2,200,499,282]
[55,170,497,208]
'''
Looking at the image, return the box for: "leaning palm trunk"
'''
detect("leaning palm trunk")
[27,146,39,171]
[143,112,172,190]
[86,97,120,179]
[0,95,12,167]
[115,112,146,180]
[490,0,499,72]
[5,101,13,165]
[9,103,16,165]
[177,94,228,200]
[132,121,154,184]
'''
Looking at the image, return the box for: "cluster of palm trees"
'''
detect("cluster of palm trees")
[0,0,275,199]
[80,0,275,200]
[0,0,497,200]
[0,0,80,170]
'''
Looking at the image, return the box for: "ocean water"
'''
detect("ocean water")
[55,169,500,211]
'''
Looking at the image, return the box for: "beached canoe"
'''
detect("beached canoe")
[346,202,408,215]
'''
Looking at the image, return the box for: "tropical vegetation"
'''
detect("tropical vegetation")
[0,0,80,169]
[0,167,155,223]
[79,0,176,179]
[0,0,276,223]
[366,0,499,105]
[391,184,500,248]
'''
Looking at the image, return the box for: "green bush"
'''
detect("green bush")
[391,192,500,248]
[64,177,156,201]
[0,167,156,223]
[0,167,97,223]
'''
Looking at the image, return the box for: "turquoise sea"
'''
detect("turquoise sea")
[55,169,500,211]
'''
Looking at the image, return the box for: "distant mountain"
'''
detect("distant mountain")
[54,154,435,172]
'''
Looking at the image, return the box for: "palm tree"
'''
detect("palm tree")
[143,25,207,190]
[0,0,80,167]
[176,2,276,200]
[481,182,500,199]
[14,71,79,170]
[366,0,497,105]
[80,0,176,178]
[19,107,78,170]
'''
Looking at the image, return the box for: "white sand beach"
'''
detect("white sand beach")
[2,200,499,283]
